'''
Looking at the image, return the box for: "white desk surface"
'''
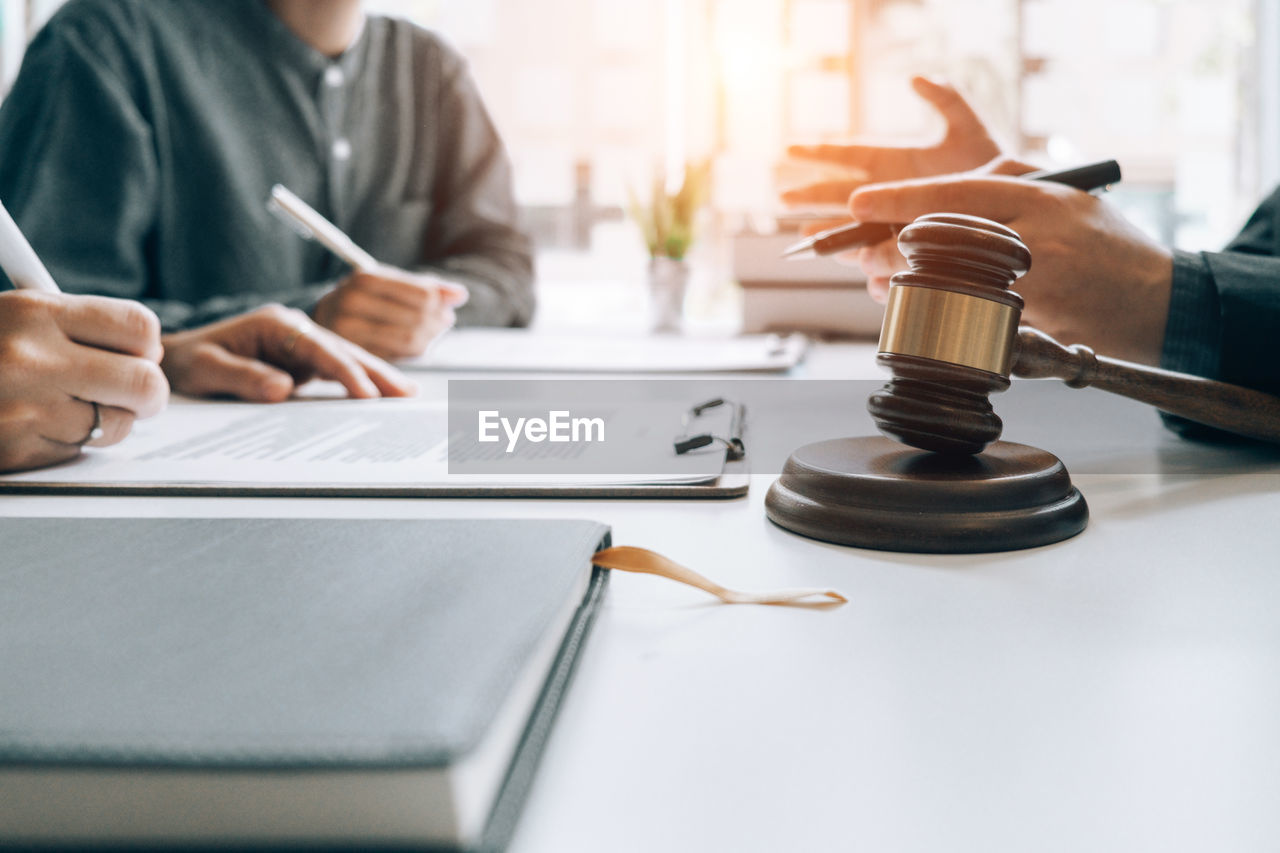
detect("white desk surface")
[4,342,1280,853]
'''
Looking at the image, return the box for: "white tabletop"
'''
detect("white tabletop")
[4,342,1280,852]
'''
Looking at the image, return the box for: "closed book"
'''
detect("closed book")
[733,232,884,337]
[0,517,610,850]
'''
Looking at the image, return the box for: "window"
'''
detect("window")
[3,0,1268,253]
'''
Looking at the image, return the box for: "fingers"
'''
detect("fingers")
[58,345,170,418]
[284,328,385,399]
[857,241,909,282]
[167,341,297,402]
[335,339,417,398]
[326,315,415,360]
[326,305,456,361]
[983,156,1040,177]
[347,270,433,310]
[319,270,465,359]
[83,404,137,447]
[329,287,411,326]
[0,398,135,473]
[0,434,80,474]
[867,277,892,303]
[276,317,416,399]
[910,76,989,141]
[55,295,163,361]
[368,266,469,302]
[851,173,1048,225]
[347,268,468,311]
[786,143,873,174]
[34,398,136,448]
[159,306,416,402]
[433,279,469,307]
[781,180,862,207]
[800,218,853,238]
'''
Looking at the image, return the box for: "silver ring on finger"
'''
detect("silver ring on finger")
[79,401,105,446]
[283,323,312,355]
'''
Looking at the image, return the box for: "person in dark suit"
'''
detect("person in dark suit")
[784,76,1279,399]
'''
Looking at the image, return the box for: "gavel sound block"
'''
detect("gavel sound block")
[765,213,1280,553]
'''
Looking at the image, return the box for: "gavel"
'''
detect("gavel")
[765,212,1280,553]
[870,213,1280,453]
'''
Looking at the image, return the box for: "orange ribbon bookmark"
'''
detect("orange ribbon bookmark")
[592,546,847,608]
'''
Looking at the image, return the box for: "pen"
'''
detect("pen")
[268,184,379,272]
[781,159,1123,260]
[0,198,60,292]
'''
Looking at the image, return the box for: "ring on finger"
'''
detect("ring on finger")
[79,401,104,446]
[283,323,312,355]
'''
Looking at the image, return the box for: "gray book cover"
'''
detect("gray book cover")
[0,516,610,850]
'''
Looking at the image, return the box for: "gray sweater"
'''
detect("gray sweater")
[0,0,534,330]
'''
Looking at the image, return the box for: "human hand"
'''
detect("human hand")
[312,263,469,360]
[851,157,1035,297]
[0,291,167,473]
[161,304,417,402]
[850,167,1175,366]
[781,76,1003,213]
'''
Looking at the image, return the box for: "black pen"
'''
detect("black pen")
[781,159,1122,260]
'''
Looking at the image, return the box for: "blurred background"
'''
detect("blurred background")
[2,0,1276,331]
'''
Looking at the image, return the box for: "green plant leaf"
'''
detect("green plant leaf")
[626,159,712,258]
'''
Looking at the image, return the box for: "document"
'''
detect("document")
[0,398,730,493]
[402,328,808,373]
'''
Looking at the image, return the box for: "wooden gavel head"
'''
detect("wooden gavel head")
[868,213,1030,454]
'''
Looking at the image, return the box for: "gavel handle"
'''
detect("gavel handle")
[1012,326,1280,443]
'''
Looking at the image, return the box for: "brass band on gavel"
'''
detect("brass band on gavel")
[878,285,1022,378]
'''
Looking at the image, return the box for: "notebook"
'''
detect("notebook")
[0,517,610,850]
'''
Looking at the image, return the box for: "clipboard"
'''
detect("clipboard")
[0,397,751,499]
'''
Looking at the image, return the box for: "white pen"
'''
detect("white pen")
[0,198,60,292]
[268,184,379,273]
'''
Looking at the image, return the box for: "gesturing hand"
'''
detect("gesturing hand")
[161,304,417,401]
[312,264,469,360]
[847,157,1034,298]
[850,169,1175,366]
[0,291,168,473]
[781,76,1004,210]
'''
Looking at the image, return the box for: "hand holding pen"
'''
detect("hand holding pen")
[0,198,169,471]
[830,156,1174,366]
[782,159,1122,259]
[269,186,468,361]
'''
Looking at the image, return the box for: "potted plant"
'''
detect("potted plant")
[627,160,711,332]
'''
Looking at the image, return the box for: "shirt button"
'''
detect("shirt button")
[332,138,352,161]
[324,65,344,87]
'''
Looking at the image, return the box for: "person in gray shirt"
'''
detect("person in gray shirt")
[0,0,534,361]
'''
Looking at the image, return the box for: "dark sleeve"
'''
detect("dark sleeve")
[422,53,535,328]
[150,283,337,331]
[0,14,329,332]
[1159,250,1221,381]
[1159,188,1280,439]
[0,20,156,302]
